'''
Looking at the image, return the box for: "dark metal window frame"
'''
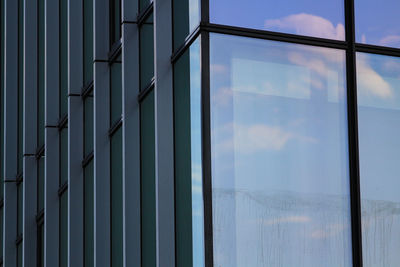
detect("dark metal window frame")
[169,0,400,265]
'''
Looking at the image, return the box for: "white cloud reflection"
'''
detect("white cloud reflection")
[265,13,345,40]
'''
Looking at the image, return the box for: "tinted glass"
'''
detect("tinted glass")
[17,183,23,235]
[173,0,200,50]
[210,0,345,40]
[357,53,400,266]
[140,90,156,267]
[355,0,400,48]
[60,0,68,117]
[60,192,68,267]
[84,96,94,156]
[17,0,23,174]
[139,0,153,12]
[38,0,45,147]
[140,13,154,90]
[38,157,44,212]
[110,0,121,45]
[210,33,351,266]
[60,127,68,185]
[110,56,122,125]
[111,128,123,267]
[83,0,93,85]
[0,0,4,200]
[174,38,204,267]
[84,161,94,267]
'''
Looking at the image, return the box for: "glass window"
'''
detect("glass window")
[17,183,23,236]
[140,90,156,267]
[38,157,44,212]
[355,0,400,48]
[60,192,68,267]
[139,0,152,12]
[210,33,351,266]
[210,0,345,40]
[110,0,121,45]
[17,0,23,174]
[139,13,154,90]
[174,38,204,267]
[38,223,44,267]
[38,0,45,147]
[60,127,68,185]
[83,0,93,85]
[110,55,122,125]
[111,128,123,267]
[0,0,4,201]
[84,95,94,156]
[173,0,200,50]
[60,0,68,117]
[357,52,400,266]
[84,161,94,267]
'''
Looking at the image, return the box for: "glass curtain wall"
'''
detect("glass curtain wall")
[138,1,156,265]
[82,0,94,266]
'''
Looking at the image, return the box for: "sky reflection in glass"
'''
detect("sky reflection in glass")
[357,53,400,266]
[210,33,352,267]
[355,0,400,48]
[210,0,344,40]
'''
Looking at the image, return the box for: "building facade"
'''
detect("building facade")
[1,0,400,266]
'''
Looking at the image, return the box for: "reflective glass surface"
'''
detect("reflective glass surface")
[110,55,122,125]
[355,0,400,48]
[210,0,344,40]
[210,33,351,266]
[357,53,400,266]
[173,0,200,50]
[174,38,204,267]
[140,13,154,90]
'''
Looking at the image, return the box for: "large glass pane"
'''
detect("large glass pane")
[173,0,200,50]
[83,0,93,85]
[139,13,154,90]
[355,0,400,48]
[357,53,400,266]
[110,55,122,125]
[210,0,344,40]
[140,91,156,267]
[111,128,123,267]
[174,38,204,267]
[84,161,94,267]
[210,33,351,267]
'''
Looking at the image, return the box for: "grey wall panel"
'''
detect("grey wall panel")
[154,0,175,266]
[94,0,109,61]
[23,0,38,265]
[68,0,84,266]
[44,0,60,266]
[3,0,19,266]
[121,0,140,266]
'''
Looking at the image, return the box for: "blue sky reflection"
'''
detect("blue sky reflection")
[210,33,352,266]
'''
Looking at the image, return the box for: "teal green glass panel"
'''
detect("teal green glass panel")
[17,243,22,267]
[38,157,44,211]
[18,0,23,174]
[140,90,156,267]
[84,96,94,156]
[110,0,121,45]
[174,38,204,267]
[60,192,68,267]
[110,56,122,125]
[83,0,94,85]
[60,0,68,117]
[111,128,122,267]
[60,127,68,185]
[17,183,23,236]
[84,160,94,267]
[173,0,199,51]
[139,13,154,90]
[38,0,45,147]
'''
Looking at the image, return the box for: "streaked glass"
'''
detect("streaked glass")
[357,52,400,266]
[210,0,345,40]
[355,0,400,48]
[210,33,352,266]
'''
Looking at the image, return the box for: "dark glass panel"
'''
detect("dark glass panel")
[37,224,44,267]
[60,0,68,117]
[17,183,23,236]
[38,0,45,147]
[83,0,94,85]
[139,13,154,90]
[110,56,122,125]
[140,90,156,267]
[355,0,400,48]
[111,128,123,267]
[210,33,351,266]
[0,208,2,260]
[174,38,204,267]
[210,0,344,40]
[17,0,23,174]
[139,0,152,12]
[173,0,199,51]
[110,0,121,45]
[17,244,22,267]
[84,96,94,156]
[0,0,4,200]
[38,157,44,212]
[357,53,400,266]
[60,192,68,267]
[84,160,94,267]
[60,127,68,185]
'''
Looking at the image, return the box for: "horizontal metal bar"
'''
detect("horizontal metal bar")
[82,151,94,168]
[171,25,201,63]
[356,43,400,57]
[137,78,155,102]
[137,2,153,27]
[58,182,68,197]
[201,23,348,50]
[122,20,138,25]
[68,93,81,97]
[108,118,123,137]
